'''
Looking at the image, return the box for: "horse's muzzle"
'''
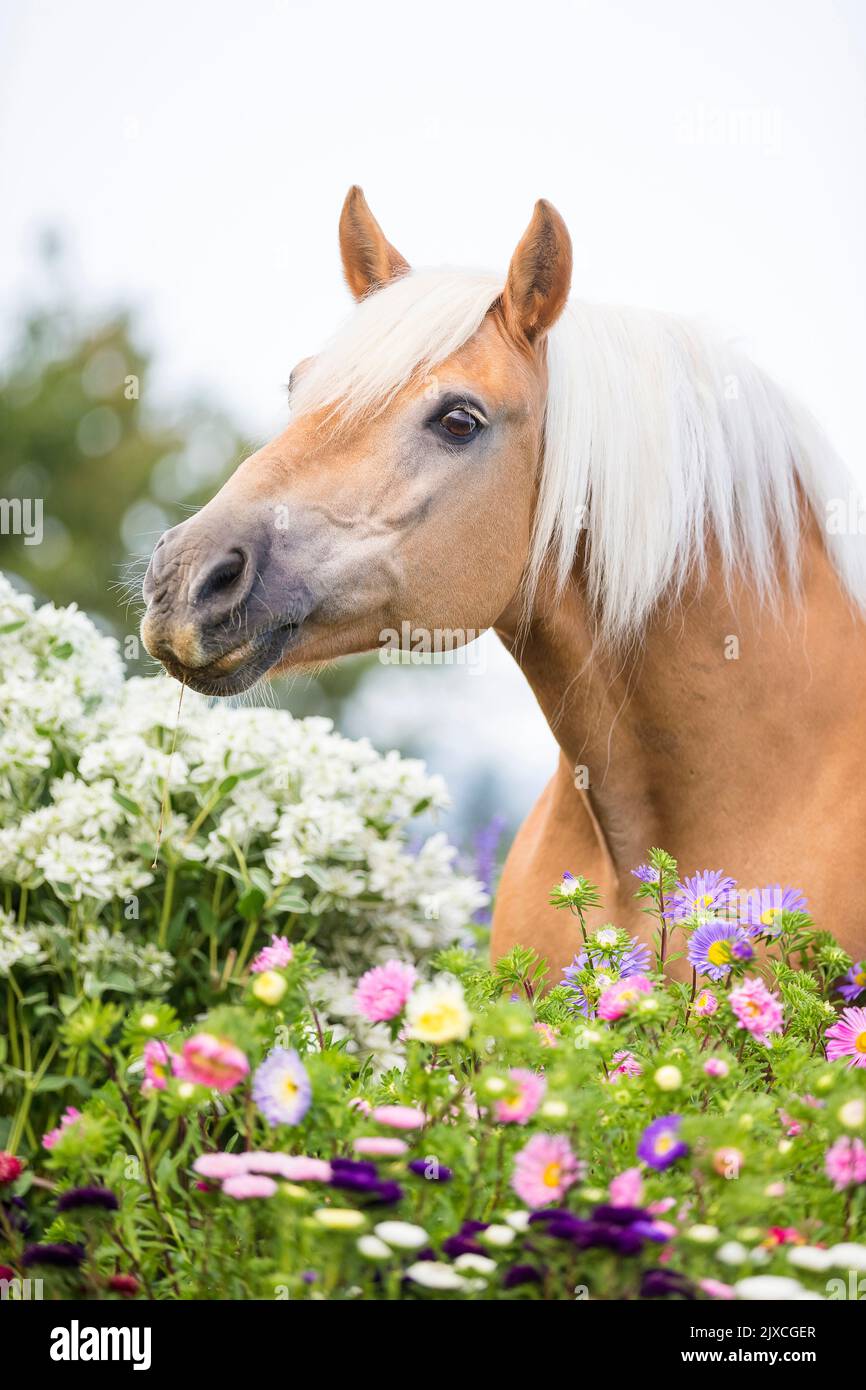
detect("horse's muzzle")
[140,522,313,694]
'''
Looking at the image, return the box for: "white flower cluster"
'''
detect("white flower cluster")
[0,574,487,1051]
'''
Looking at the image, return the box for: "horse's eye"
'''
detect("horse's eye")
[440,408,479,439]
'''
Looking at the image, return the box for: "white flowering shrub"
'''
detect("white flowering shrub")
[0,573,486,1082]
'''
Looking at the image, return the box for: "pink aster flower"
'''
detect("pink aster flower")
[824,1136,866,1191]
[609,1049,642,1079]
[694,989,718,1017]
[533,1021,559,1048]
[511,1133,582,1207]
[825,1006,866,1070]
[42,1107,82,1151]
[778,1109,802,1138]
[729,977,784,1044]
[353,960,417,1022]
[371,1105,426,1130]
[193,1152,250,1180]
[703,1057,729,1078]
[142,1040,177,1093]
[222,1173,278,1199]
[250,935,294,974]
[700,1278,735,1300]
[609,1166,644,1207]
[596,974,653,1021]
[494,1069,546,1125]
[353,1136,408,1156]
[178,1033,249,1092]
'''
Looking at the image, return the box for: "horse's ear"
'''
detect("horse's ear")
[339,186,410,301]
[501,199,572,343]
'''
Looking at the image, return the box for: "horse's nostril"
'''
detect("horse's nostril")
[193,548,250,607]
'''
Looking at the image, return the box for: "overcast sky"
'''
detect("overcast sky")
[1,0,865,474]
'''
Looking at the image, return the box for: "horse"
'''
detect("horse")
[141,186,866,976]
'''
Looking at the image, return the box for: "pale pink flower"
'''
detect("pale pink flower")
[700,1278,735,1300]
[250,935,294,974]
[647,1196,676,1215]
[142,1040,176,1092]
[193,1152,250,1180]
[371,1105,426,1130]
[729,977,784,1044]
[703,1057,729,1078]
[511,1133,582,1207]
[596,975,653,1021]
[354,960,417,1022]
[222,1173,278,1199]
[779,1109,802,1137]
[609,1166,644,1207]
[42,1107,82,1151]
[353,1136,408,1156]
[533,1021,559,1048]
[694,989,718,1017]
[349,1097,372,1116]
[824,1136,866,1191]
[178,1033,249,1092]
[494,1069,546,1125]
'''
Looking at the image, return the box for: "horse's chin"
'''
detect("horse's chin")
[161,621,301,697]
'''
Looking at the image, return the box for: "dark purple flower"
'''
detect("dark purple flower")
[22,1242,85,1269]
[503,1263,543,1289]
[591,1204,647,1226]
[366,1181,403,1206]
[57,1186,119,1213]
[640,1268,696,1299]
[407,1159,453,1182]
[637,1115,688,1171]
[330,1158,378,1177]
[442,1220,489,1258]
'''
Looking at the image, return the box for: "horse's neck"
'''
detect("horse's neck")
[500,527,866,881]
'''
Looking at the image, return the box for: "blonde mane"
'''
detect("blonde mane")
[291,268,866,643]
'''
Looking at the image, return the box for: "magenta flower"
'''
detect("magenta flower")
[824,1137,866,1191]
[494,1069,546,1125]
[42,1107,82,1151]
[178,1033,250,1092]
[511,1133,582,1207]
[354,960,417,1022]
[825,1006,866,1069]
[703,1057,729,1078]
[597,975,653,1021]
[729,977,784,1045]
[250,935,294,974]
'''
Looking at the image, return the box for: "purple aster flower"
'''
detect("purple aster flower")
[407,1159,453,1182]
[638,1115,688,1171]
[502,1263,543,1289]
[741,885,808,937]
[472,815,506,923]
[252,1047,311,1127]
[57,1186,119,1213]
[22,1242,85,1269]
[631,864,661,886]
[640,1268,696,1299]
[838,962,866,1004]
[688,921,752,981]
[665,870,736,922]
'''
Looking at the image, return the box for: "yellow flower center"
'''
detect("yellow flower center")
[856,1031,866,1055]
[707,940,732,966]
[696,893,714,910]
[656,1133,674,1155]
[542,1162,562,1188]
[741,1000,761,1018]
[282,1077,299,1102]
[760,907,780,927]
[855,971,866,987]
